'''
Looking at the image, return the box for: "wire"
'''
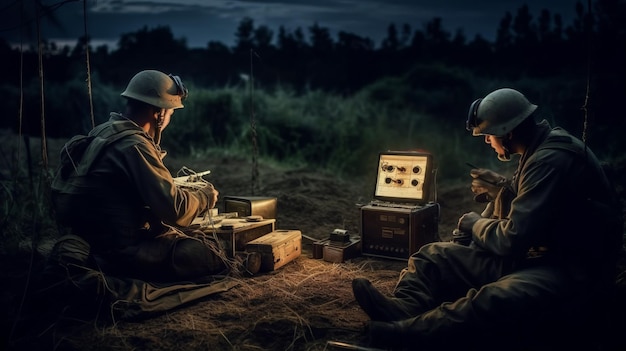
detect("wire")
[0,0,81,33]
[575,0,594,165]
[249,48,260,195]
[83,0,95,129]
[173,166,212,189]
[432,167,438,203]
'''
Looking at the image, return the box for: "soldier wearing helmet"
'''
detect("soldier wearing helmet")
[466,87,537,161]
[51,70,228,282]
[120,69,188,145]
[352,88,623,349]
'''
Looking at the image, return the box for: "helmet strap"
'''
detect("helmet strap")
[156,109,165,128]
[497,136,513,161]
[497,148,512,162]
[153,109,165,145]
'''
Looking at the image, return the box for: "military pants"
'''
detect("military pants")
[99,227,227,282]
[389,242,581,347]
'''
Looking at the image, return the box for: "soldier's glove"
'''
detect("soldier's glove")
[457,211,481,234]
[470,168,507,203]
[199,182,219,209]
[451,229,472,246]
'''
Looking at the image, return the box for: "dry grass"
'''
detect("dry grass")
[2,130,625,351]
[41,252,407,351]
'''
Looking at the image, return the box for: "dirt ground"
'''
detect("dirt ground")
[1,132,625,351]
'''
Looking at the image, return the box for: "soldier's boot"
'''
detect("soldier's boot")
[352,278,415,322]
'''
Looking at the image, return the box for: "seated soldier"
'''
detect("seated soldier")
[352,88,623,350]
[50,70,226,282]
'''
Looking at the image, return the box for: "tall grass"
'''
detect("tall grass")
[2,63,624,253]
[162,69,491,182]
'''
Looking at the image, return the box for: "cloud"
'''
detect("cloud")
[91,0,208,14]
[1,0,578,49]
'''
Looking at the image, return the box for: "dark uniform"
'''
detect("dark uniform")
[356,119,622,349]
[51,113,225,281]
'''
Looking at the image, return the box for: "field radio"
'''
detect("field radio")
[360,151,440,260]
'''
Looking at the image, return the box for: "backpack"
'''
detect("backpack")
[55,126,142,181]
[50,122,146,239]
[537,128,624,268]
[537,128,622,212]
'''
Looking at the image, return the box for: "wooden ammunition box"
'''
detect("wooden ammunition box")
[245,230,302,271]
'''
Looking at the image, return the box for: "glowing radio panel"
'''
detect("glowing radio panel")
[374,151,433,204]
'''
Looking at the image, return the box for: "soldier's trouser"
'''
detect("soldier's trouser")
[128,228,227,282]
[389,242,575,345]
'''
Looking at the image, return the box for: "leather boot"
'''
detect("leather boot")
[352,278,414,322]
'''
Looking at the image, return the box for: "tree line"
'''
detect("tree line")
[1,0,625,139]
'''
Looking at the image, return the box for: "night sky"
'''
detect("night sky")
[0,0,581,49]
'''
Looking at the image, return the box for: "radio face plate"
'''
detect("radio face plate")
[374,151,433,205]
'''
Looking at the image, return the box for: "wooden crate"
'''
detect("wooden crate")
[245,230,302,271]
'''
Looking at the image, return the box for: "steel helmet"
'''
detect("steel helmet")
[466,88,537,137]
[121,70,188,109]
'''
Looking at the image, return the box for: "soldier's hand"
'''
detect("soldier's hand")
[470,168,507,202]
[457,211,481,233]
[200,182,219,209]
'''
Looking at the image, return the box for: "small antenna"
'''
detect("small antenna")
[577,0,594,164]
[249,48,261,195]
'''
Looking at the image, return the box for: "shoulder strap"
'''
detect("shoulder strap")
[538,128,622,217]
[57,124,144,180]
[535,128,585,156]
[76,127,144,175]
